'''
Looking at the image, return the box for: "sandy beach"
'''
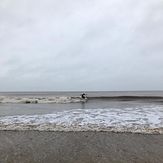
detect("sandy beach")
[0,131,163,163]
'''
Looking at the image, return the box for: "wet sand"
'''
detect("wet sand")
[0,131,163,163]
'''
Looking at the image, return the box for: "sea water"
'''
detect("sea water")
[0,91,163,133]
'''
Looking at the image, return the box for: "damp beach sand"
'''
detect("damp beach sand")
[0,131,163,163]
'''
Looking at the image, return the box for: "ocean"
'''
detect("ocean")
[0,91,163,133]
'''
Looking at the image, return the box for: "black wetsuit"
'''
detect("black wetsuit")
[81,93,86,99]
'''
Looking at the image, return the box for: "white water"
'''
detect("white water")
[0,106,163,134]
[0,96,85,104]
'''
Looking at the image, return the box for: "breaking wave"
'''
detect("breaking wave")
[0,96,87,104]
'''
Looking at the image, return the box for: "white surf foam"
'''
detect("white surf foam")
[0,106,163,134]
[0,96,86,104]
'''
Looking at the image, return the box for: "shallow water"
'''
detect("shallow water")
[0,91,163,133]
[0,91,163,116]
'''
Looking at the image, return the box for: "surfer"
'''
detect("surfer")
[81,93,87,99]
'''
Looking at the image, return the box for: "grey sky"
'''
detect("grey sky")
[0,0,163,91]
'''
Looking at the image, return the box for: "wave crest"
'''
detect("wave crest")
[0,96,87,104]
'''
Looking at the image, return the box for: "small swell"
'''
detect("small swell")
[88,96,163,101]
[0,95,163,104]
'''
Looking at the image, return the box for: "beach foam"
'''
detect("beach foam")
[0,106,163,134]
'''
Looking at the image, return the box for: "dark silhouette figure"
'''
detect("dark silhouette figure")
[81,93,87,99]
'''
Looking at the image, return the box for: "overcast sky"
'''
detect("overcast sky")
[0,0,163,91]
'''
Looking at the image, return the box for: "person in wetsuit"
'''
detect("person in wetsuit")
[81,93,87,99]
